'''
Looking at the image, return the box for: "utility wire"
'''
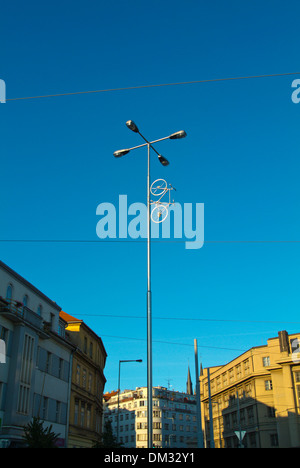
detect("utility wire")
[100,334,246,352]
[6,71,300,102]
[0,239,299,244]
[80,313,300,325]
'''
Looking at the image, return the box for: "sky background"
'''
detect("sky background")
[1,0,300,394]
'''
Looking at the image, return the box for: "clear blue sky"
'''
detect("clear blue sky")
[1,0,300,393]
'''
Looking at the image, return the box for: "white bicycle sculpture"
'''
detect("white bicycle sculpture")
[150,179,176,223]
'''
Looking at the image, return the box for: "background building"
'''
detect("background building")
[0,260,74,447]
[61,311,107,448]
[200,330,300,448]
[104,386,197,448]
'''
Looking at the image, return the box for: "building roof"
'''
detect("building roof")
[60,310,82,323]
[60,310,107,357]
[186,365,193,395]
[0,259,61,310]
[103,390,119,402]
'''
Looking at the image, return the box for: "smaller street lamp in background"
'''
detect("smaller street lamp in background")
[117,359,143,443]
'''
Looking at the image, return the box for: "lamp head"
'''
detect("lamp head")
[169,130,187,140]
[113,149,130,157]
[158,154,169,166]
[126,120,139,133]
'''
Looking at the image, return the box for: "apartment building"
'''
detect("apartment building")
[104,386,197,448]
[60,311,107,448]
[0,260,75,447]
[200,330,300,448]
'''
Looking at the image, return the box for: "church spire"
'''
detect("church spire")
[186,365,193,395]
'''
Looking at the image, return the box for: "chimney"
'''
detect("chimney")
[278,330,290,353]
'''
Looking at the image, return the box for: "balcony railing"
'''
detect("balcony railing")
[0,298,49,338]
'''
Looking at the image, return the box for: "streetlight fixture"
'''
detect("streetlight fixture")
[117,359,143,443]
[114,120,186,448]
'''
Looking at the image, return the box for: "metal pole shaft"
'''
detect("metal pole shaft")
[117,361,121,443]
[147,142,153,448]
[236,389,242,448]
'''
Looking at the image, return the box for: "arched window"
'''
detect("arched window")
[6,284,12,302]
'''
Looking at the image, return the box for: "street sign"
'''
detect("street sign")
[235,430,246,441]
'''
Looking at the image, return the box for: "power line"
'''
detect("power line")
[6,71,300,102]
[0,239,299,244]
[80,313,300,325]
[100,334,245,352]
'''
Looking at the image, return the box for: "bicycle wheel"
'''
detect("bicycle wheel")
[150,179,167,197]
[151,204,168,223]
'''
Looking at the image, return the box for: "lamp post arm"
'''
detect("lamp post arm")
[125,135,171,156]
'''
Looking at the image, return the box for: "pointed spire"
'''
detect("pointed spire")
[186,365,193,395]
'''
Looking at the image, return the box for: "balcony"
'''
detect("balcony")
[0,298,49,339]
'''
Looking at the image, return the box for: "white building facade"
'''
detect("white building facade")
[104,386,198,448]
[0,260,75,447]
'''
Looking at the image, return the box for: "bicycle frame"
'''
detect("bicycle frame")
[150,179,176,223]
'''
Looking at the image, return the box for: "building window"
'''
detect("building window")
[265,380,273,391]
[74,399,79,425]
[267,406,276,418]
[249,432,257,448]
[37,304,42,316]
[0,326,8,343]
[42,397,48,420]
[270,433,279,447]
[244,359,250,374]
[247,406,254,423]
[224,414,230,429]
[58,358,64,379]
[55,401,61,423]
[6,284,12,301]
[50,313,55,330]
[80,402,85,426]
[263,357,270,367]
[87,405,91,428]
[245,383,252,398]
[297,386,300,407]
[18,385,30,414]
[18,334,34,414]
[46,352,52,373]
[88,373,92,392]
[76,364,80,385]
[295,372,300,383]
[23,295,28,309]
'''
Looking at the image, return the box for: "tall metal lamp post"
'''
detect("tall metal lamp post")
[114,120,187,448]
[117,358,143,443]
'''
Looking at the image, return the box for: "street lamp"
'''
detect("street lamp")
[117,359,143,443]
[114,120,186,448]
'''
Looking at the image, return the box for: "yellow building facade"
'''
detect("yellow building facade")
[60,312,107,448]
[200,330,300,448]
